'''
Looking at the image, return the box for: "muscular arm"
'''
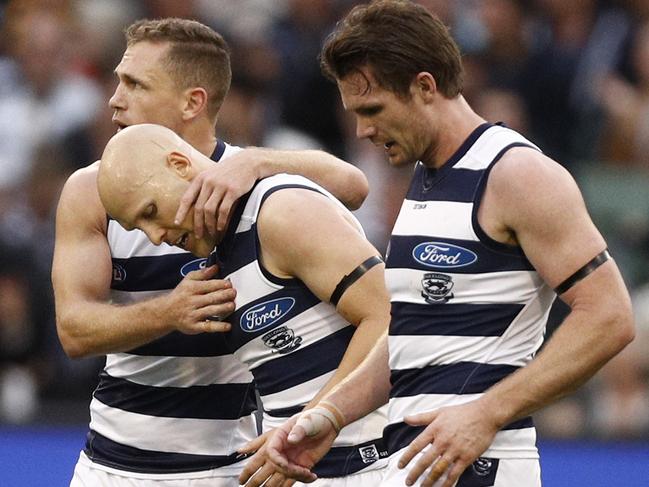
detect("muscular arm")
[477,148,635,424]
[399,148,636,487]
[52,165,233,358]
[257,188,390,404]
[176,148,369,237]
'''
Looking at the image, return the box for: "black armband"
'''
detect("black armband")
[330,256,384,306]
[554,249,611,295]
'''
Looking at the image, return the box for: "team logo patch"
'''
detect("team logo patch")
[358,444,380,464]
[241,298,296,333]
[180,258,208,276]
[421,272,454,303]
[412,242,477,268]
[112,263,126,282]
[262,326,302,354]
[472,457,494,477]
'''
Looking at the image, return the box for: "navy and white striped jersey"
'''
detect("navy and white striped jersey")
[213,174,388,477]
[84,141,258,476]
[384,123,556,460]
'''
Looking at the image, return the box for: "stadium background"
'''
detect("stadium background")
[0,0,648,485]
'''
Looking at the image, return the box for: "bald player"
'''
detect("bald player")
[97,124,391,487]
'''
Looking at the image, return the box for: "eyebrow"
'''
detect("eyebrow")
[115,70,149,88]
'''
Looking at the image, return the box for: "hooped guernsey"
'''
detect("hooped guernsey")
[384,123,555,461]
[83,141,258,477]
[211,174,388,478]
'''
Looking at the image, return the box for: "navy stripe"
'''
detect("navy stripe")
[226,286,323,350]
[390,362,520,398]
[84,430,247,474]
[384,419,532,456]
[128,331,233,357]
[389,302,523,337]
[111,254,198,291]
[265,404,304,418]
[385,236,531,273]
[407,165,485,202]
[313,437,388,477]
[212,139,227,161]
[94,372,257,419]
[252,326,355,397]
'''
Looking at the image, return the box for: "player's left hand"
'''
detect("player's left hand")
[399,400,499,487]
[238,430,295,487]
[175,148,263,238]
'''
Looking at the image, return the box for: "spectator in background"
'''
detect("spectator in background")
[0,0,101,192]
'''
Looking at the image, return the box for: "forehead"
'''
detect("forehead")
[116,41,171,78]
[337,68,394,110]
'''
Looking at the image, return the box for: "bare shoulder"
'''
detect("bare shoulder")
[488,147,584,229]
[258,187,335,230]
[57,161,106,231]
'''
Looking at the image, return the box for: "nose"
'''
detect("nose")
[109,83,125,110]
[142,225,166,246]
[356,118,376,140]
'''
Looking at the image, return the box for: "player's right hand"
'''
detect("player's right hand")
[163,265,235,334]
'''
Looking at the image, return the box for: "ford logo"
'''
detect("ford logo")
[240,297,296,333]
[412,242,477,268]
[180,258,208,276]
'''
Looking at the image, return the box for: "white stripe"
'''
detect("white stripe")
[260,370,334,411]
[107,224,188,258]
[387,393,483,424]
[387,268,545,304]
[228,261,280,308]
[388,335,512,369]
[454,126,539,171]
[391,200,478,240]
[104,353,253,387]
[387,395,538,458]
[89,398,257,456]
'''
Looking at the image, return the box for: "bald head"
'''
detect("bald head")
[97,123,218,257]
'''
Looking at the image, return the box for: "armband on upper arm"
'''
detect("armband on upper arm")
[554,249,611,295]
[330,256,384,306]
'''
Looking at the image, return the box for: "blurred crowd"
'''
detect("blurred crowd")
[0,0,648,441]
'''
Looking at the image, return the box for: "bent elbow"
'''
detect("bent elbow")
[346,171,370,210]
[56,316,90,359]
[608,306,636,355]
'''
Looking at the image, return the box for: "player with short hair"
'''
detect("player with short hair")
[262,2,635,486]
[53,17,369,487]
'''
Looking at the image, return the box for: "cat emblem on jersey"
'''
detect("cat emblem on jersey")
[262,326,303,354]
[421,272,454,303]
[358,444,380,464]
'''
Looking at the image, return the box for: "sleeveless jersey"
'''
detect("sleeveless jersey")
[84,141,258,475]
[384,123,556,460]
[212,174,388,477]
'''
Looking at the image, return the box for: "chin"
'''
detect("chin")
[189,237,217,258]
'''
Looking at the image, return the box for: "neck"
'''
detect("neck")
[423,95,486,169]
[180,117,218,157]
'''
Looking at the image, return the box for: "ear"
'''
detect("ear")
[166,151,193,180]
[413,72,437,102]
[181,87,208,121]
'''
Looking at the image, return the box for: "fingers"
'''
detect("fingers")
[201,319,231,333]
[240,461,275,487]
[185,264,220,281]
[217,193,235,232]
[404,446,446,487]
[175,177,202,226]
[239,432,269,455]
[441,462,466,487]
[398,425,436,469]
[238,452,267,486]
[404,411,437,426]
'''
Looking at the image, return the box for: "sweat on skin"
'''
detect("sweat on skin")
[97,123,218,257]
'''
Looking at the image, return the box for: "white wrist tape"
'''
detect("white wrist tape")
[296,406,342,436]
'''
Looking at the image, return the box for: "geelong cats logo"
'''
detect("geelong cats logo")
[262,326,302,354]
[413,242,477,268]
[421,272,454,303]
[240,297,295,333]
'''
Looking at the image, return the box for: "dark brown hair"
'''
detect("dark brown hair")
[321,0,463,98]
[126,18,231,119]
